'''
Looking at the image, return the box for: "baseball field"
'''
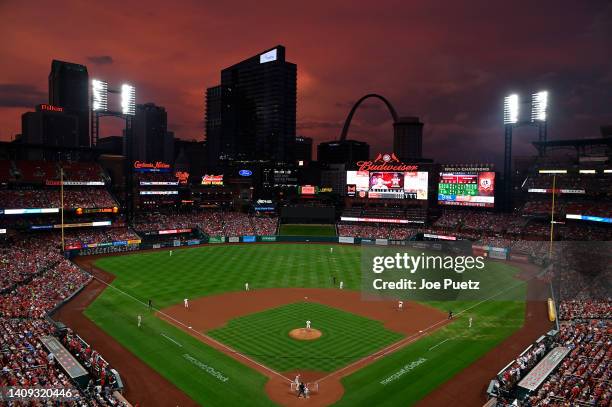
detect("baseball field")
[79,243,527,406]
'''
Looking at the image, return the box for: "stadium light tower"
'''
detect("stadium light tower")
[503,90,549,211]
[90,79,137,222]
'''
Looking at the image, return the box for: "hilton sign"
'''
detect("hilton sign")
[356,153,418,172]
[37,104,64,113]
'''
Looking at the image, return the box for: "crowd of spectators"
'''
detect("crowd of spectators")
[0,234,63,291]
[0,257,90,318]
[526,320,611,406]
[491,301,611,407]
[133,210,278,237]
[0,318,127,406]
[0,188,117,209]
[63,227,141,247]
[0,231,128,406]
[559,299,612,321]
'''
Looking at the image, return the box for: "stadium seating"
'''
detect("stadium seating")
[0,231,128,406]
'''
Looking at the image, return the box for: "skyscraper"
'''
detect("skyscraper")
[132,103,170,162]
[317,140,370,165]
[21,104,79,148]
[295,136,313,164]
[205,46,297,168]
[48,60,90,147]
[393,116,423,161]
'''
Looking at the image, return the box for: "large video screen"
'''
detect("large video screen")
[438,171,495,207]
[346,171,428,200]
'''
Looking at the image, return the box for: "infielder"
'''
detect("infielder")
[245,282,249,291]
[339,281,344,289]
[184,298,189,309]
[398,300,403,311]
[306,320,311,329]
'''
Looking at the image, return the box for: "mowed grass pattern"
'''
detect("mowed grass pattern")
[208,302,403,372]
[88,243,528,406]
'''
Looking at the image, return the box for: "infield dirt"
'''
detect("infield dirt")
[59,252,549,407]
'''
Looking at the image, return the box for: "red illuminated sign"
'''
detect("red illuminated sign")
[39,104,64,113]
[356,153,418,172]
[134,161,170,170]
[175,171,190,184]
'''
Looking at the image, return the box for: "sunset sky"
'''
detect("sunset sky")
[0,0,610,165]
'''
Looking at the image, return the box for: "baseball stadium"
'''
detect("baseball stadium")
[0,28,611,407]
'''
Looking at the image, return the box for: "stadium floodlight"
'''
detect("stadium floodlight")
[531,91,548,122]
[92,79,108,112]
[579,169,596,174]
[121,84,136,116]
[503,94,519,125]
[604,169,612,173]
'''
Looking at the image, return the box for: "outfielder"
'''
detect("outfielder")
[137,314,142,328]
[469,317,473,328]
[306,320,311,329]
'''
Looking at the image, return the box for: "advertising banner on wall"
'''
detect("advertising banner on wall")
[338,236,355,244]
[260,236,277,242]
[208,236,226,243]
[242,236,256,243]
[488,247,508,260]
[228,236,240,243]
[375,239,389,246]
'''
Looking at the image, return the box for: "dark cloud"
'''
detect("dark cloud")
[0,0,610,164]
[0,84,46,108]
[87,55,114,65]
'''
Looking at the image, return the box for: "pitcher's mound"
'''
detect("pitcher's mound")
[289,328,322,341]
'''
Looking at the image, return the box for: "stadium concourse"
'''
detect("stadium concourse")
[0,158,610,406]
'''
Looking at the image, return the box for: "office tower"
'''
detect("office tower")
[317,140,370,165]
[21,104,79,148]
[205,46,297,168]
[295,136,313,164]
[132,103,168,162]
[48,60,90,146]
[393,116,423,161]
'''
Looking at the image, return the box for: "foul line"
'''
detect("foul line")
[428,338,451,351]
[160,333,183,348]
[316,278,527,385]
[86,271,292,383]
[84,264,528,388]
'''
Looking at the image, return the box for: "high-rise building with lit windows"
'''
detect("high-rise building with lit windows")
[205,46,297,168]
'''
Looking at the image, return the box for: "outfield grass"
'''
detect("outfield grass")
[208,302,403,372]
[278,223,337,236]
[88,243,526,406]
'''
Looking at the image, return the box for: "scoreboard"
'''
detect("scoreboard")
[438,171,495,208]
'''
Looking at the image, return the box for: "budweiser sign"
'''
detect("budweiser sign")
[356,153,418,172]
[133,161,170,169]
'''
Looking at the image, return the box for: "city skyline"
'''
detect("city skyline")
[0,0,610,165]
